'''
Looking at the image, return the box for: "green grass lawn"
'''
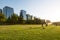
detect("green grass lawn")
[0,25,60,40]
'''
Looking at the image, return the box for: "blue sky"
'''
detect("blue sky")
[0,0,60,22]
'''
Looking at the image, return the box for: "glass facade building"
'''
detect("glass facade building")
[3,6,14,18]
[26,14,32,20]
[20,10,26,20]
[0,9,2,13]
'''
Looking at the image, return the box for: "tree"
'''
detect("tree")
[6,16,11,24]
[45,20,51,26]
[33,17,41,24]
[7,13,18,24]
[18,15,26,24]
[40,19,46,27]
[0,13,6,24]
[46,20,51,24]
[18,16,23,24]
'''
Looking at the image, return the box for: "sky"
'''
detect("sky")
[0,0,60,22]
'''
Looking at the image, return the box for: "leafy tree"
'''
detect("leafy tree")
[18,16,23,24]
[33,17,41,24]
[18,15,26,24]
[40,19,46,27]
[46,20,51,24]
[0,13,6,24]
[7,13,18,24]
[52,22,60,26]
[6,16,11,24]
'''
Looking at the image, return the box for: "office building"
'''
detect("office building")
[3,6,14,18]
[0,9,2,13]
[20,10,26,20]
[26,14,33,20]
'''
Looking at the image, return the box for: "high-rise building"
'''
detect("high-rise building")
[0,9,2,13]
[20,10,26,20]
[3,6,14,18]
[31,16,34,20]
[26,14,32,20]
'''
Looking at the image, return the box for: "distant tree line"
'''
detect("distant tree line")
[52,22,60,26]
[0,12,51,26]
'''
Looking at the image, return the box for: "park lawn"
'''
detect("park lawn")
[0,25,60,40]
